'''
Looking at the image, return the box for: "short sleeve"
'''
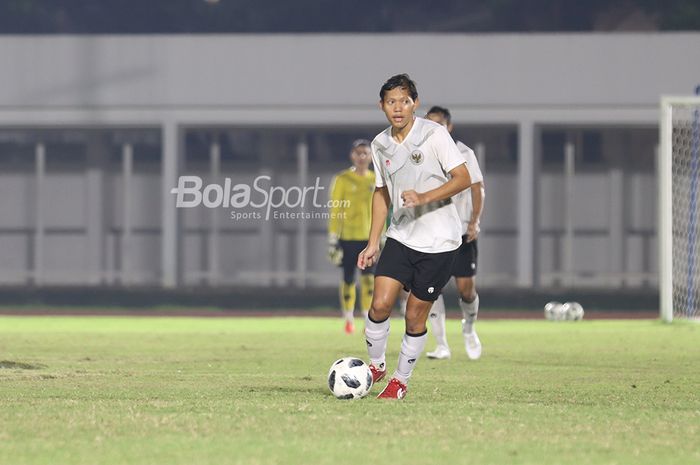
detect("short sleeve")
[462,147,484,185]
[371,143,386,188]
[433,126,466,174]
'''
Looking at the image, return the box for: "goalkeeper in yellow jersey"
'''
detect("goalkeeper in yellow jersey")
[328,139,376,334]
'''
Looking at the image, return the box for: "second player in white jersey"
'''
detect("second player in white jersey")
[452,140,484,235]
[422,105,485,361]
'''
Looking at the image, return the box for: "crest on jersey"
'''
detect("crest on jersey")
[385,159,391,167]
[410,150,424,165]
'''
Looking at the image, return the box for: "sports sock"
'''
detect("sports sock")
[359,274,374,314]
[364,313,390,371]
[340,281,356,322]
[428,294,449,349]
[460,293,479,334]
[393,330,427,385]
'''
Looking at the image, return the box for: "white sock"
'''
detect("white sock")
[393,331,427,385]
[460,294,479,334]
[343,309,354,324]
[364,314,390,371]
[428,294,449,349]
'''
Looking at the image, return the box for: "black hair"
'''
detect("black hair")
[426,106,452,125]
[379,74,418,101]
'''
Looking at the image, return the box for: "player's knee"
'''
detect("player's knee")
[403,304,429,333]
[404,315,427,334]
[370,297,393,320]
[459,279,477,303]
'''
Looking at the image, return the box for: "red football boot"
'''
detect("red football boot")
[369,363,386,384]
[376,378,407,400]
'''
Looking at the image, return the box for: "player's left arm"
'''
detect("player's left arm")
[467,183,484,242]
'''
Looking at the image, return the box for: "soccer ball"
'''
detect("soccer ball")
[557,304,570,321]
[327,357,373,400]
[562,301,585,321]
[544,301,563,321]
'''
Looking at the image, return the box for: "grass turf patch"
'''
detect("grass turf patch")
[0,316,698,465]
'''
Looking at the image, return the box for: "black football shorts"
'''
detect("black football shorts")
[450,237,478,278]
[375,238,457,302]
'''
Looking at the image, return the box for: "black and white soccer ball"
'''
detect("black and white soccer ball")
[327,357,373,399]
[562,301,585,321]
[544,301,563,321]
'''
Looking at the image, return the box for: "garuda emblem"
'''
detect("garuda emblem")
[410,150,424,165]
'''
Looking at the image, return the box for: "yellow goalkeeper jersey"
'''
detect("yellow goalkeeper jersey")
[329,168,375,241]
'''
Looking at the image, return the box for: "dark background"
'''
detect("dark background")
[1,0,699,34]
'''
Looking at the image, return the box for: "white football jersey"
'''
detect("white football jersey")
[452,141,485,235]
[371,117,466,253]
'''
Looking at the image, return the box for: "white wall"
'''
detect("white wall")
[0,33,690,288]
[0,33,699,121]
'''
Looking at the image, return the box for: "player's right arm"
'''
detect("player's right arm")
[328,174,344,239]
[462,145,485,242]
[357,186,390,270]
[327,174,345,264]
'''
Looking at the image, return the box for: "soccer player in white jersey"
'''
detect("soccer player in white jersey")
[357,74,472,399]
[422,106,485,361]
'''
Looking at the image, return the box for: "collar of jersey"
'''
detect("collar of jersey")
[375,117,439,154]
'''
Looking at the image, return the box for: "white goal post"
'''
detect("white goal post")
[659,96,700,322]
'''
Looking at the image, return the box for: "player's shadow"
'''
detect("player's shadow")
[0,360,47,370]
[244,383,327,396]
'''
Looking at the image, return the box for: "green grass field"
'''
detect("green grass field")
[0,316,698,465]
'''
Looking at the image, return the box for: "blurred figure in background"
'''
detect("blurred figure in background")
[423,105,485,360]
[328,139,376,334]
